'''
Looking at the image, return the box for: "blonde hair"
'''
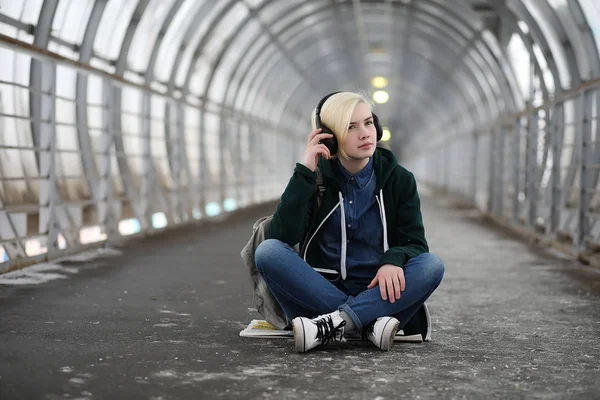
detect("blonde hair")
[311,91,374,160]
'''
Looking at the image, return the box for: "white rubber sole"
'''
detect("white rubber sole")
[292,317,307,353]
[379,318,400,351]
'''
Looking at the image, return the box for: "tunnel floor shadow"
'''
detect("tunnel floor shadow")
[1,195,599,399]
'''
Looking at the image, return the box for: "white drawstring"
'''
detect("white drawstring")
[304,189,388,280]
[303,196,341,261]
[375,189,389,252]
[339,192,347,280]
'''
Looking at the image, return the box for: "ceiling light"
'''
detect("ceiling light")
[371,76,388,88]
[381,127,391,142]
[372,90,389,104]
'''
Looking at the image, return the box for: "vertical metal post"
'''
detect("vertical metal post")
[496,125,505,217]
[578,90,593,249]
[219,117,228,209]
[169,101,183,223]
[471,131,478,204]
[512,118,521,223]
[140,93,154,231]
[527,110,539,227]
[99,79,118,241]
[487,128,496,214]
[198,108,207,214]
[550,103,563,237]
[38,62,59,257]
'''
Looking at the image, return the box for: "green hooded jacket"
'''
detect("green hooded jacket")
[268,147,428,273]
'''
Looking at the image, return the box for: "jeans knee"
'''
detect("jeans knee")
[422,253,445,284]
[255,239,286,274]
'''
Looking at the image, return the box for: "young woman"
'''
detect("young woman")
[255,91,444,353]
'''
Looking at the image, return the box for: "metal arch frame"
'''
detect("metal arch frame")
[492,5,551,103]
[490,2,566,228]
[396,11,508,132]
[530,0,582,88]
[29,0,79,254]
[568,1,600,77]
[247,39,477,147]
[160,1,224,223]
[538,1,600,237]
[165,1,220,95]
[217,3,339,120]
[0,0,61,262]
[505,1,570,93]
[331,0,362,88]
[241,20,477,131]
[30,0,58,161]
[393,31,499,131]
[196,0,514,152]
[395,6,520,145]
[227,3,362,118]
[110,0,151,229]
[74,0,113,233]
[173,1,333,209]
[568,1,600,214]
[143,0,219,221]
[501,1,590,235]
[274,30,473,123]
[138,0,187,230]
[200,1,340,107]
[273,1,517,140]
[408,1,519,108]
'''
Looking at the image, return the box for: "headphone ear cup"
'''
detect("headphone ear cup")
[373,113,383,141]
[319,126,338,155]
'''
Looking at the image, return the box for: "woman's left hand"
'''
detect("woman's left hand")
[367,264,405,303]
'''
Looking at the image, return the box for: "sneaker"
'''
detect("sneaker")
[362,316,400,351]
[292,313,347,353]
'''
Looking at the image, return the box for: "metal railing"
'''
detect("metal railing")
[407,75,600,263]
[0,34,293,273]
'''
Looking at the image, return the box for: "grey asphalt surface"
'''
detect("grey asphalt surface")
[1,193,599,400]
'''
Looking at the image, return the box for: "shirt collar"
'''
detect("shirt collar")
[337,157,373,189]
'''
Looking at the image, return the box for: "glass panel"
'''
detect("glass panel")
[150,96,171,190]
[576,0,600,62]
[184,106,200,178]
[93,0,138,60]
[1,0,44,25]
[270,2,324,33]
[260,0,305,25]
[203,112,220,183]
[176,2,247,89]
[507,33,531,101]
[128,0,178,73]
[417,2,477,37]
[52,0,94,47]
[520,0,571,89]
[154,0,211,83]
[213,20,262,93]
[547,0,592,80]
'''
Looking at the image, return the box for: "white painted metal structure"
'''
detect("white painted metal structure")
[2,0,600,271]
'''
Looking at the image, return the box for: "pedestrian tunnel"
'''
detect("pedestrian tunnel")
[2,1,600,273]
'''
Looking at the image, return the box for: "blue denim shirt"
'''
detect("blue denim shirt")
[318,158,384,295]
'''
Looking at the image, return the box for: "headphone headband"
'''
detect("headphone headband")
[315,91,383,155]
[315,91,341,128]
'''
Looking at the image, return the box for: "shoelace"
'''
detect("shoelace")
[361,321,375,342]
[315,316,347,345]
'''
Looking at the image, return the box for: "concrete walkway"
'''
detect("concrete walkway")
[1,194,599,399]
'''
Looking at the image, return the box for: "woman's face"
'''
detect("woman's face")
[341,102,377,160]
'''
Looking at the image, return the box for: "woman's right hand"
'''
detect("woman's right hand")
[300,128,333,172]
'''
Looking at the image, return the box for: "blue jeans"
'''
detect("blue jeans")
[255,239,444,331]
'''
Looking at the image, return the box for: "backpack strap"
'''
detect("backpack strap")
[299,167,326,258]
[316,166,325,208]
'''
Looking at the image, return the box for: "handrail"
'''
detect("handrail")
[0,33,171,100]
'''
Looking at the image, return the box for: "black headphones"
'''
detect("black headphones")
[315,91,383,155]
